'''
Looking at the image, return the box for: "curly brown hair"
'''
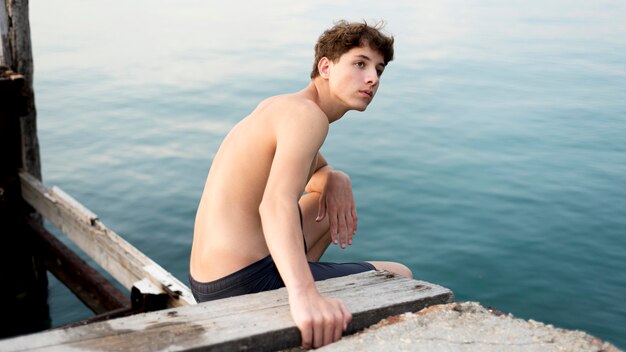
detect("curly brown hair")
[310,20,394,79]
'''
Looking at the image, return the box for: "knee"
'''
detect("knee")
[369,261,413,279]
[395,263,413,279]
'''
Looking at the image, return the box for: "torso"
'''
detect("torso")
[190,93,324,282]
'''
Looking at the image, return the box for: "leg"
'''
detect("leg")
[299,192,332,262]
[299,192,414,279]
[367,261,413,279]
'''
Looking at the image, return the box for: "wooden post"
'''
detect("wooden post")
[0,0,41,180]
[2,0,46,338]
[0,68,50,338]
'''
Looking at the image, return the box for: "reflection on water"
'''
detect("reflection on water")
[31,0,626,348]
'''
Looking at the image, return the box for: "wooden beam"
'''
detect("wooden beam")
[26,217,130,314]
[0,271,454,352]
[19,172,196,307]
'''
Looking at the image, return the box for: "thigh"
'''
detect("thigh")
[308,261,376,281]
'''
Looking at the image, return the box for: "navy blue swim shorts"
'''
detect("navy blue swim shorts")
[189,255,375,303]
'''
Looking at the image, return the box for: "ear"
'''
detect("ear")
[318,57,331,78]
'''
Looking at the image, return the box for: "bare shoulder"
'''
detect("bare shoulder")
[260,93,330,135]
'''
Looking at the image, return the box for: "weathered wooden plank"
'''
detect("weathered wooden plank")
[0,271,454,352]
[26,218,130,314]
[19,172,196,307]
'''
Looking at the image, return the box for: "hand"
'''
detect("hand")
[316,171,358,248]
[289,289,352,349]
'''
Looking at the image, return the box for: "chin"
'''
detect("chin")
[350,100,370,112]
[344,97,370,112]
[354,103,370,112]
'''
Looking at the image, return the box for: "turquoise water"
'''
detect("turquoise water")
[30,0,625,348]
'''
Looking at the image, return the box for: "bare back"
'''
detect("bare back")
[190,92,326,282]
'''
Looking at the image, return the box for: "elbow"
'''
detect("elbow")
[258,196,280,220]
[259,198,271,219]
[259,196,295,221]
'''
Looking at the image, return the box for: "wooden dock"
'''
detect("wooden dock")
[1,67,454,350]
[0,69,453,349]
[0,271,453,351]
[2,2,453,350]
[1,65,454,351]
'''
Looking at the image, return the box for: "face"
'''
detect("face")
[324,45,386,112]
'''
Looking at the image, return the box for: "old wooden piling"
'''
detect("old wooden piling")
[1,0,48,336]
[0,66,50,338]
[1,0,40,179]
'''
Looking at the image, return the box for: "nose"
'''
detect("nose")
[366,68,379,86]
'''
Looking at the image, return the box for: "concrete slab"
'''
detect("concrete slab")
[316,302,620,352]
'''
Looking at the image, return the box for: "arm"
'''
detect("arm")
[305,153,358,248]
[259,108,350,349]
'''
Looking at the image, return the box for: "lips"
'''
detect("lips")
[360,90,373,98]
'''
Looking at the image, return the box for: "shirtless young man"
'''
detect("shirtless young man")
[189,20,412,349]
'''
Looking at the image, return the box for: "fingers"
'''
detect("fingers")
[322,312,335,347]
[313,315,324,348]
[340,301,352,331]
[345,206,357,246]
[334,301,351,342]
[318,192,358,248]
[348,206,357,246]
[300,320,313,350]
[337,213,347,248]
[294,296,351,349]
[330,208,357,249]
[315,300,351,348]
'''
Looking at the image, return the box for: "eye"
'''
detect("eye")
[376,68,384,77]
[354,61,365,69]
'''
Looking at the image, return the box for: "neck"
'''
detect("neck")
[301,79,349,123]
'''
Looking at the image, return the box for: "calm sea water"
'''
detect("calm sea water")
[30,0,625,348]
